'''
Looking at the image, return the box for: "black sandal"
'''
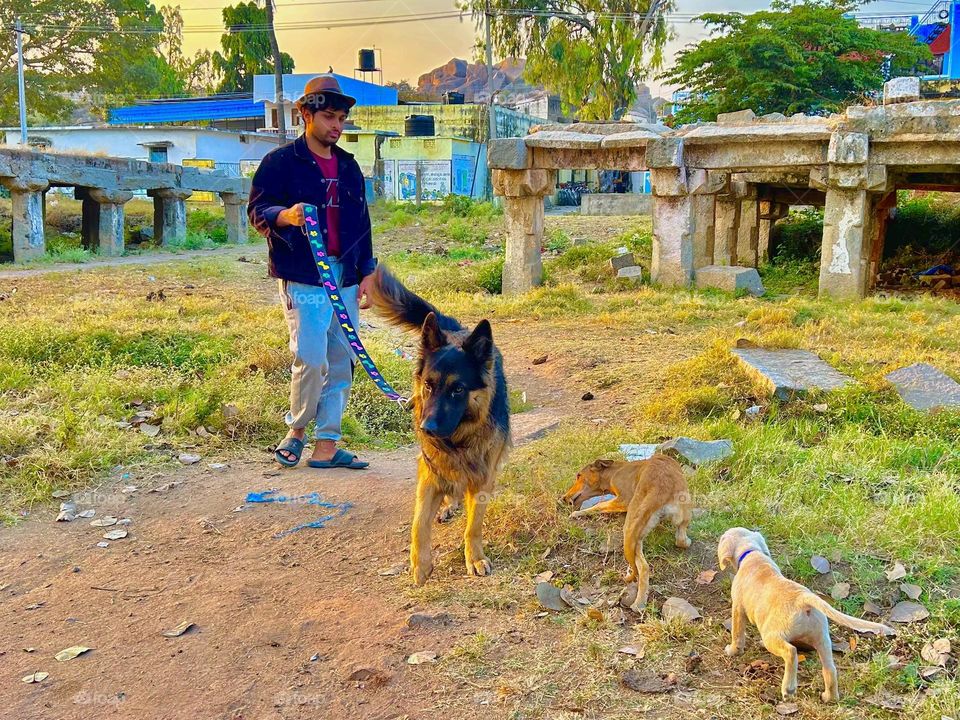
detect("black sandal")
[274,437,305,467]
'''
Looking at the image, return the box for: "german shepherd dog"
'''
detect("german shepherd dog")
[368,266,510,586]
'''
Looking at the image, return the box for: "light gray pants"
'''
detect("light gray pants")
[279,258,359,441]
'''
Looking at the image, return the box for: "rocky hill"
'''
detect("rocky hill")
[417,57,539,101]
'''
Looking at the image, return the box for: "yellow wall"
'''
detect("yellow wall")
[379,136,455,161]
[340,132,382,175]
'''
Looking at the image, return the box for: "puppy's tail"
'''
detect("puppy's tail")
[806,595,897,636]
[367,266,462,333]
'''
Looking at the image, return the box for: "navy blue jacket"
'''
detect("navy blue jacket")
[247,135,376,288]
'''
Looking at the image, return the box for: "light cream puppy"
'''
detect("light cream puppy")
[718,527,895,703]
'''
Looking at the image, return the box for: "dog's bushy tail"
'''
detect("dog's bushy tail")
[806,595,897,636]
[368,266,462,333]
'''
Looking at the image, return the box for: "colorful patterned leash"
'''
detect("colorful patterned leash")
[301,204,408,404]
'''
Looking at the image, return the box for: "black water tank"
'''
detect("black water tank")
[405,114,435,137]
[358,49,377,72]
[442,91,464,105]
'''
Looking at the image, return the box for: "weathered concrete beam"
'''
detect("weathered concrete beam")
[530,147,648,171]
[149,188,192,246]
[89,188,133,256]
[1,178,48,262]
[220,192,250,245]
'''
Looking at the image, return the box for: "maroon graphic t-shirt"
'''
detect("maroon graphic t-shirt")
[310,150,341,257]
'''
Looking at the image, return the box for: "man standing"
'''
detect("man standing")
[248,75,375,469]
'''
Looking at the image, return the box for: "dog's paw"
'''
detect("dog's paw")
[411,561,434,587]
[466,556,493,577]
[724,644,742,658]
[675,535,692,549]
[436,502,461,524]
[821,690,839,703]
[569,510,586,520]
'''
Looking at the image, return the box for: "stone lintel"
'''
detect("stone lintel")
[492,168,557,198]
[88,188,134,205]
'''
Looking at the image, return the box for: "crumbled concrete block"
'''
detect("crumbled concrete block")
[695,265,765,296]
[617,266,644,282]
[732,348,854,401]
[883,76,920,105]
[717,109,756,124]
[611,252,637,271]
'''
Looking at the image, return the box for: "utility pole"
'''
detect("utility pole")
[15,19,27,145]
[485,0,496,199]
[264,0,288,144]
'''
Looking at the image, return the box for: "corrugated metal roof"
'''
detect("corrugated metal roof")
[252,73,397,106]
[108,98,265,125]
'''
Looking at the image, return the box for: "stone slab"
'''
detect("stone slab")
[732,348,853,400]
[619,443,658,462]
[616,266,644,282]
[884,76,920,105]
[681,123,832,145]
[885,363,960,412]
[657,437,733,466]
[717,109,756,124]
[525,131,605,149]
[487,138,530,169]
[610,252,637,271]
[695,265,765,296]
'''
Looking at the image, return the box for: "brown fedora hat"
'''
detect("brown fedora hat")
[296,74,357,110]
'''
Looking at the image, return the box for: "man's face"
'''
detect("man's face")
[304,106,348,146]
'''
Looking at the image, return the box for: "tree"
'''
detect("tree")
[660,0,932,122]
[0,0,184,124]
[459,0,674,121]
[160,5,220,95]
[213,1,294,94]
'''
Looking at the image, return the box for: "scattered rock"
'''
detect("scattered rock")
[889,601,929,623]
[619,443,658,461]
[731,348,853,401]
[661,597,701,623]
[900,583,922,600]
[162,621,196,638]
[178,453,201,465]
[831,582,850,600]
[378,565,405,577]
[102,529,128,541]
[96,541,110,548]
[140,423,161,437]
[77,509,95,519]
[618,645,644,657]
[21,672,48,684]
[536,582,569,612]
[696,570,717,585]
[863,600,883,616]
[885,562,907,581]
[407,650,438,665]
[775,702,799,716]
[695,265,765,296]
[56,502,77,522]
[619,583,638,609]
[621,670,677,694]
[90,517,118,528]
[610,252,637,272]
[810,555,831,574]
[885,363,960,412]
[616,266,644,283]
[533,571,553,583]
[208,462,228,470]
[717,108,756,124]
[657,437,733,466]
[51,490,71,499]
[813,403,829,413]
[744,405,762,421]
[406,612,452,629]
[531,354,548,365]
[581,392,594,401]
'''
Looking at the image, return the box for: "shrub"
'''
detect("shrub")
[770,208,823,260]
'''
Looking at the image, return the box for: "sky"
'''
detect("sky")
[158,0,937,98]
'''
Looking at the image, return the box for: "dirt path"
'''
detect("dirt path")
[0,246,263,280]
[1,402,570,720]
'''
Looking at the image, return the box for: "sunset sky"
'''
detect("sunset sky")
[156,0,935,98]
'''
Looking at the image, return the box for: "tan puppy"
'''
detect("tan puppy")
[564,455,692,612]
[718,528,896,702]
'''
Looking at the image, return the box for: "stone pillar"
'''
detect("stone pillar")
[713,197,739,266]
[736,197,760,267]
[1,179,48,262]
[818,187,870,299]
[89,189,133,256]
[492,168,555,295]
[149,188,192,246]
[692,194,716,269]
[220,192,250,244]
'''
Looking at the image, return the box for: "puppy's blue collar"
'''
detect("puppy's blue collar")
[737,549,755,567]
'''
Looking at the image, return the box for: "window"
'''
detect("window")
[389,139,401,148]
[345,134,358,143]
[148,146,168,163]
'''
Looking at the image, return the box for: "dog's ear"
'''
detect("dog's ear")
[420,312,445,353]
[463,319,493,365]
[717,532,737,571]
[595,459,614,470]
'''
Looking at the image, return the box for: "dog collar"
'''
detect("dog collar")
[737,549,755,568]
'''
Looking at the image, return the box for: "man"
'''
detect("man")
[248,75,375,469]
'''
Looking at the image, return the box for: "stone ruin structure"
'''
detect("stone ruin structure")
[489,78,960,299]
[0,147,250,262]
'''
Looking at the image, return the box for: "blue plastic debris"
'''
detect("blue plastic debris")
[580,493,616,510]
[245,490,353,538]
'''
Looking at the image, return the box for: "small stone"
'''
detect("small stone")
[96,541,110,548]
[695,265,764,296]
[610,252,637,272]
[616,266,644,283]
[657,437,733,466]
[744,405,762,420]
[532,354,548,365]
[178,453,201,465]
[581,392,594,401]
